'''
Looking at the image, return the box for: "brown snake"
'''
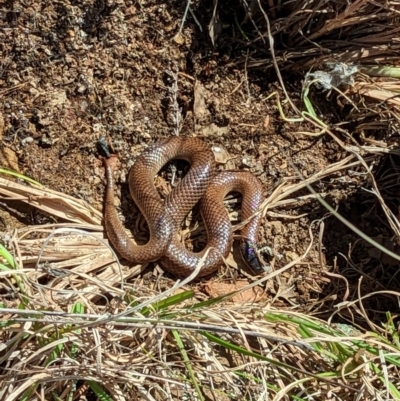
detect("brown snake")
[103,136,265,277]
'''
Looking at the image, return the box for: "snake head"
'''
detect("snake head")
[240,239,265,275]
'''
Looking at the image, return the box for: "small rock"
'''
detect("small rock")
[211,145,231,164]
[268,220,283,234]
[20,136,34,146]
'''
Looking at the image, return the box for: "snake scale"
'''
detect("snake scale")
[103,136,264,277]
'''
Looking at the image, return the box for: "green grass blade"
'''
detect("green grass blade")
[0,244,27,297]
[132,290,194,317]
[201,331,272,361]
[172,330,205,401]
[0,243,16,268]
[88,381,113,401]
[0,167,43,186]
[70,302,84,358]
[141,290,195,316]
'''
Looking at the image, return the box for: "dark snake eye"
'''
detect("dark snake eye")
[240,240,264,274]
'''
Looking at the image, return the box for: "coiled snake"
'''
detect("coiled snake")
[103,136,265,277]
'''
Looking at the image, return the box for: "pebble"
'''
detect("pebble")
[20,136,34,146]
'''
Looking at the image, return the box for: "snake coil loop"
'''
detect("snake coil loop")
[103,136,265,277]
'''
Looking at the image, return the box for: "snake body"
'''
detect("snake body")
[103,136,264,277]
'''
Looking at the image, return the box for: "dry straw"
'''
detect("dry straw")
[2,0,400,400]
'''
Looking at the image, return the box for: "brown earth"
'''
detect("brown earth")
[1,0,399,323]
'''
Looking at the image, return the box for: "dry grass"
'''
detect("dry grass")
[2,0,400,400]
[2,137,400,399]
[242,0,400,70]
